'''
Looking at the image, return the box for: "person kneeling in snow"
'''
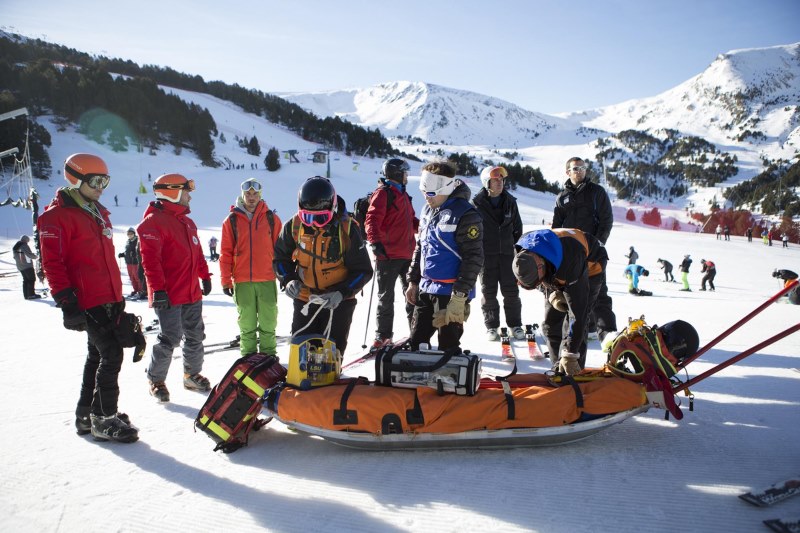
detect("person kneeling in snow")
[512,228,607,376]
[624,264,650,295]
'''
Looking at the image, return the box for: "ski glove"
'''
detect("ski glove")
[54,288,87,332]
[317,291,343,310]
[223,287,234,297]
[152,290,171,310]
[548,290,568,313]
[405,282,419,305]
[558,351,581,376]
[432,292,469,328]
[285,280,302,299]
[201,278,212,296]
[370,242,388,260]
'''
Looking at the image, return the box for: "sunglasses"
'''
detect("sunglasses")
[298,208,333,228]
[241,180,262,192]
[568,166,587,172]
[154,179,196,192]
[85,174,111,190]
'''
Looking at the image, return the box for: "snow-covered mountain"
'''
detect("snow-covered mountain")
[571,43,800,150]
[281,81,563,147]
[282,44,800,165]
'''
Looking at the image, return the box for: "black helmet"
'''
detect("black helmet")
[658,320,699,361]
[382,158,410,181]
[298,176,336,211]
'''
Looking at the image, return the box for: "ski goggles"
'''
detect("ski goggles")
[85,174,111,190]
[154,179,195,192]
[298,208,334,228]
[241,179,262,192]
[568,165,587,173]
[420,171,456,197]
[487,167,508,180]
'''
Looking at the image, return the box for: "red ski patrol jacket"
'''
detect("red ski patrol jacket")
[38,188,123,310]
[365,182,419,260]
[137,200,211,306]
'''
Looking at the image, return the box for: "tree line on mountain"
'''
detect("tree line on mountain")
[595,129,738,201]
[0,34,404,176]
[723,159,800,218]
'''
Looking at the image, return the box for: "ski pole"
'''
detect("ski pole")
[360,260,377,349]
[674,322,800,394]
[679,279,798,369]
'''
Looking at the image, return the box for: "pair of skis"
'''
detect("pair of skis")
[205,334,291,355]
[500,324,545,362]
[739,476,800,532]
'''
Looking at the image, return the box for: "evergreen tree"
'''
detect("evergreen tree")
[265,147,281,171]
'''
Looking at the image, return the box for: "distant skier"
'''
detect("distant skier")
[12,235,39,300]
[657,258,675,282]
[782,233,789,248]
[724,226,730,241]
[715,224,722,240]
[746,227,753,242]
[624,264,651,296]
[208,236,219,262]
[699,259,716,291]
[625,246,638,265]
[679,254,692,292]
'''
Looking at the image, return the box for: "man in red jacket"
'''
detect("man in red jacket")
[138,173,212,403]
[365,158,419,347]
[38,153,138,443]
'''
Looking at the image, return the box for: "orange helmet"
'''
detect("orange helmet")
[64,153,109,189]
[153,173,195,203]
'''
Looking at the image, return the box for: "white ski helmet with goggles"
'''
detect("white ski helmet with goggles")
[419,170,458,197]
[480,166,508,189]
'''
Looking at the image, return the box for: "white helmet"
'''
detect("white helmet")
[480,166,508,189]
[419,170,458,197]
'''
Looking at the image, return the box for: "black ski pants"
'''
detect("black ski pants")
[374,258,413,339]
[701,271,716,290]
[587,272,617,336]
[20,268,36,299]
[78,304,125,417]
[409,292,466,352]
[543,275,603,370]
[479,253,522,330]
[663,268,675,282]
[291,297,357,355]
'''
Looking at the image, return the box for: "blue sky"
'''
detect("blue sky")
[3,0,798,114]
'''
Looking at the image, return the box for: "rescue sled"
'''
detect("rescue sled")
[235,282,799,452]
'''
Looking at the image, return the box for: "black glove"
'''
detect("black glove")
[54,288,87,331]
[118,253,125,258]
[223,287,234,297]
[371,242,388,260]
[202,278,212,296]
[152,290,171,310]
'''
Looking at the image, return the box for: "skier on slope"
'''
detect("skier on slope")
[699,259,716,291]
[657,258,675,282]
[679,254,693,291]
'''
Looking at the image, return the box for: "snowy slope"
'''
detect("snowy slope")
[0,81,798,533]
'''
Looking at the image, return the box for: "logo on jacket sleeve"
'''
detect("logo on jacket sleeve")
[466,225,480,240]
[192,236,199,245]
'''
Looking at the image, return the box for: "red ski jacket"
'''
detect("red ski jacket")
[364,182,418,260]
[137,201,210,306]
[38,189,123,309]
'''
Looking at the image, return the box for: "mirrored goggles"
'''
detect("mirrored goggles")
[489,167,508,180]
[298,208,333,228]
[85,174,111,190]
[241,180,262,192]
[154,179,195,192]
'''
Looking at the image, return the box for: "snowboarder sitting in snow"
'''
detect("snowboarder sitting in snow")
[657,258,675,282]
[772,268,799,305]
[624,264,650,295]
[512,228,607,376]
[699,259,716,291]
